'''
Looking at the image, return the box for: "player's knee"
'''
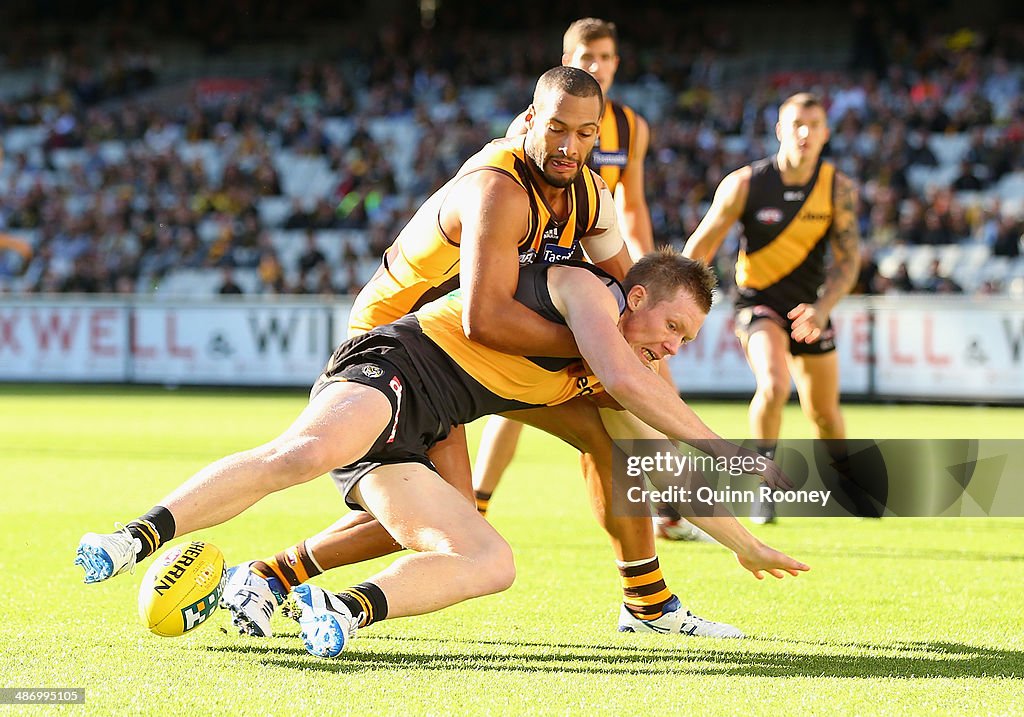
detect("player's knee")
[756,377,791,408]
[257,437,331,487]
[806,406,842,435]
[481,540,516,593]
[468,536,516,595]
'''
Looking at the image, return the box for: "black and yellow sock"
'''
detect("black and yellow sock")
[474,490,492,515]
[253,540,323,590]
[335,581,388,628]
[618,556,673,621]
[127,506,175,561]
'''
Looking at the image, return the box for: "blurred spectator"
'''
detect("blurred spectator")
[0,2,1020,299]
[920,258,963,293]
[891,263,917,292]
[297,230,327,274]
[993,217,1023,258]
[284,199,312,229]
[217,267,243,295]
[951,160,985,191]
[852,245,880,295]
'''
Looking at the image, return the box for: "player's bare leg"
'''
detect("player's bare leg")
[740,320,792,523]
[741,320,792,444]
[303,425,474,568]
[220,425,476,635]
[789,351,878,516]
[788,352,845,439]
[76,381,393,583]
[288,462,514,657]
[350,463,515,616]
[159,382,391,534]
[472,416,525,513]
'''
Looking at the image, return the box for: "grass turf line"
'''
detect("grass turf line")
[2,386,1021,715]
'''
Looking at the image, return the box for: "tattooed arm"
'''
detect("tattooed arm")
[789,172,861,344]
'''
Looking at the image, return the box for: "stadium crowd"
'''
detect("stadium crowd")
[0,2,1021,297]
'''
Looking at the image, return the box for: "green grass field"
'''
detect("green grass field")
[3,385,1023,715]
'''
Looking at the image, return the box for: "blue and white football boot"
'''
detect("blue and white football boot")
[220,562,287,637]
[287,584,360,658]
[618,596,745,638]
[75,526,140,583]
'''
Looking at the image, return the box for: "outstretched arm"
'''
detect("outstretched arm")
[789,172,861,343]
[554,269,718,442]
[681,166,750,263]
[599,409,808,579]
[547,266,786,488]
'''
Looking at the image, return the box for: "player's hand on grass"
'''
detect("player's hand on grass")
[788,303,827,343]
[736,542,810,580]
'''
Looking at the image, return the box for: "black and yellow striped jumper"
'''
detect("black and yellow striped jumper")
[349,135,604,335]
[734,156,837,354]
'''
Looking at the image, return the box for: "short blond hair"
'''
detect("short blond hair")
[623,249,717,314]
[563,17,618,54]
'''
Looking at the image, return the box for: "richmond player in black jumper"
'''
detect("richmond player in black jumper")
[683,92,861,523]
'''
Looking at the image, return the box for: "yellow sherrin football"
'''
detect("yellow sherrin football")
[138,541,226,637]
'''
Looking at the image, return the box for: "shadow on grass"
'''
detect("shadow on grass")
[207,636,1024,678]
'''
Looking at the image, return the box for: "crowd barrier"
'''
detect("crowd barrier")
[0,295,1021,402]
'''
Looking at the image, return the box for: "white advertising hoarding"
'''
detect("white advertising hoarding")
[871,299,1024,400]
[671,297,1024,402]
[129,303,334,385]
[0,298,341,386]
[670,301,873,395]
[0,295,1021,402]
[0,301,128,380]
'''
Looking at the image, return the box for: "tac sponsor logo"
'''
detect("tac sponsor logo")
[591,150,628,167]
[783,190,805,201]
[519,250,537,265]
[542,244,575,263]
[755,207,785,225]
[361,365,384,379]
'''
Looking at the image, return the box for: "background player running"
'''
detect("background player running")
[682,92,861,524]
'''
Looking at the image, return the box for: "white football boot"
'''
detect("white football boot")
[653,516,715,543]
[287,584,360,658]
[75,526,140,583]
[220,562,287,637]
[618,596,745,638]
[750,490,777,525]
